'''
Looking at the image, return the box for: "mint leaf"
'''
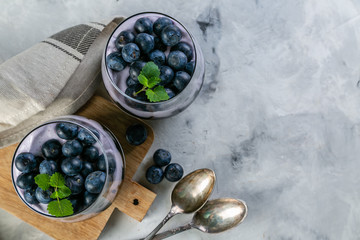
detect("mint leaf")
[146,86,170,102]
[34,174,50,191]
[138,74,149,87]
[147,76,161,88]
[50,172,65,188]
[141,62,160,79]
[48,199,73,217]
[57,186,71,198]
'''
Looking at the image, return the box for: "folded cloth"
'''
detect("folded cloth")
[0,17,124,148]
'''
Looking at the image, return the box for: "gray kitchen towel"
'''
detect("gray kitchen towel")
[0,17,124,148]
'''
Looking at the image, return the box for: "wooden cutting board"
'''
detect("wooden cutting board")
[0,95,156,240]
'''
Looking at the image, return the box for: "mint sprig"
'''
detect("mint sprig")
[34,172,73,217]
[135,62,170,102]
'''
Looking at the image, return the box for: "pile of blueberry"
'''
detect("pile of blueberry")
[146,149,184,184]
[106,16,195,101]
[14,122,108,215]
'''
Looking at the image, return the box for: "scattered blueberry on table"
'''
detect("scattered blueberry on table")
[146,166,164,184]
[153,149,171,167]
[126,124,148,146]
[164,163,184,182]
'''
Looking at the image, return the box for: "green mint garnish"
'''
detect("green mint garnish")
[135,62,170,102]
[34,172,73,217]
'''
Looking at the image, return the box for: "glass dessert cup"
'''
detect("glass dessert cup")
[11,115,125,222]
[102,12,205,119]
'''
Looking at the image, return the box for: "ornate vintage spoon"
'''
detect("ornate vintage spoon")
[151,198,248,240]
[143,168,216,240]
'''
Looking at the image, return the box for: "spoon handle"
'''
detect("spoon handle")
[151,223,193,240]
[143,210,176,240]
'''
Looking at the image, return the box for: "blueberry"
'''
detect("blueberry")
[96,154,106,171]
[135,33,154,54]
[81,161,94,177]
[161,25,182,46]
[62,140,83,158]
[35,156,44,165]
[16,172,36,190]
[77,128,97,146]
[165,88,175,99]
[65,174,84,195]
[153,17,173,36]
[15,152,37,173]
[115,31,135,50]
[35,187,53,204]
[126,76,139,87]
[84,191,98,206]
[68,196,81,213]
[134,17,153,34]
[56,123,78,140]
[24,187,38,204]
[41,139,62,159]
[129,61,146,80]
[106,52,127,71]
[185,61,195,75]
[173,71,191,92]
[164,163,184,182]
[153,149,171,167]
[81,146,99,162]
[85,171,106,194]
[172,42,193,61]
[61,157,83,176]
[122,43,140,63]
[159,66,174,86]
[154,36,168,52]
[149,50,166,66]
[126,124,147,146]
[125,84,147,101]
[167,51,187,70]
[146,166,164,184]
[39,160,58,176]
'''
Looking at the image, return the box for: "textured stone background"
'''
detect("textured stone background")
[1,0,360,239]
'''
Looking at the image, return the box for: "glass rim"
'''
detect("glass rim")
[11,116,122,219]
[103,11,199,106]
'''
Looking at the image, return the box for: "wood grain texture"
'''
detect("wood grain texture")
[0,95,156,240]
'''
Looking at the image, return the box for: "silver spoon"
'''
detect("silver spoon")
[151,198,248,240]
[143,168,216,240]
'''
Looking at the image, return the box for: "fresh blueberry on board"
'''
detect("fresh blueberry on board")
[16,172,36,190]
[41,139,62,159]
[185,61,195,75]
[172,42,193,61]
[55,123,78,140]
[153,17,173,36]
[159,66,174,86]
[115,30,135,50]
[173,71,191,91]
[122,43,141,63]
[81,146,99,162]
[62,139,83,158]
[65,174,84,195]
[126,124,148,146]
[61,157,83,176]
[35,187,53,204]
[164,163,184,182]
[77,128,97,146]
[165,88,176,99]
[85,171,106,194]
[135,33,155,54]
[149,50,166,66]
[81,161,94,177]
[39,160,58,176]
[161,25,182,46]
[153,149,171,167]
[146,166,164,184]
[106,52,127,72]
[134,17,153,34]
[84,191,98,206]
[129,61,146,80]
[167,50,187,70]
[154,36,168,52]
[15,152,37,173]
[126,76,139,87]
[24,187,39,204]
